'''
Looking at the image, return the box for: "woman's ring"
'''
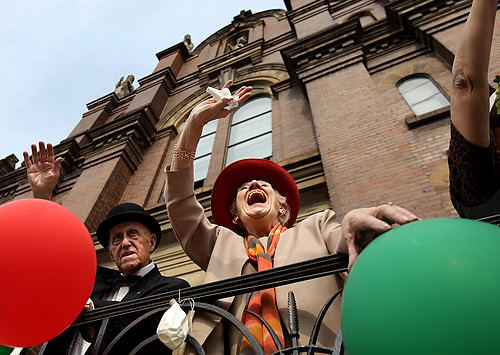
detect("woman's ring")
[387,202,394,206]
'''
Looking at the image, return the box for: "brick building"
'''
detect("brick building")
[0,0,495,285]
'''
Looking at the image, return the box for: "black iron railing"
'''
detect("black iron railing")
[38,215,500,354]
[39,253,349,355]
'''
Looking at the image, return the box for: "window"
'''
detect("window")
[397,76,450,116]
[226,96,272,166]
[193,119,218,184]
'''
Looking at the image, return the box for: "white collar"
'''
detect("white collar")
[126,261,155,277]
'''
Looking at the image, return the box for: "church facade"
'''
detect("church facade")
[0,0,495,285]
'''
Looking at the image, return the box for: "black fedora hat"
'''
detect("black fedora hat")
[96,203,161,250]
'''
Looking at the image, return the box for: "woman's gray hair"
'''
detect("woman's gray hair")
[230,188,291,227]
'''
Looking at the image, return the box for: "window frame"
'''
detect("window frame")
[224,95,273,166]
[397,74,451,128]
[193,119,219,188]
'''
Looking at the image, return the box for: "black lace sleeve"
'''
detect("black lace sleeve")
[448,123,500,206]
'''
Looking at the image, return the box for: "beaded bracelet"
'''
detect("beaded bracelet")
[173,144,196,162]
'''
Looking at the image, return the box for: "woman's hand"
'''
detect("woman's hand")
[171,81,252,171]
[341,204,418,271]
[188,80,253,128]
[23,141,63,200]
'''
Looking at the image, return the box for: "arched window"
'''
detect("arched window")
[397,75,450,116]
[193,119,218,183]
[226,96,272,166]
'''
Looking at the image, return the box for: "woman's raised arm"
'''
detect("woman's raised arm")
[451,0,498,147]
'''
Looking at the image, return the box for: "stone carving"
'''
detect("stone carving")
[183,34,194,53]
[230,34,248,51]
[233,9,252,24]
[0,154,18,175]
[114,75,135,99]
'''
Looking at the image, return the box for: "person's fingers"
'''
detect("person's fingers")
[392,205,418,221]
[233,85,249,96]
[347,245,359,271]
[23,151,32,169]
[238,92,253,105]
[355,214,392,234]
[234,86,252,100]
[39,142,47,162]
[375,204,418,225]
[222,80,233,89]
[47,143,57,163]
[31,144,39,164]
[54,157,64,168]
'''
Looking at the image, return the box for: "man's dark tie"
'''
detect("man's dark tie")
[106,274,142,288]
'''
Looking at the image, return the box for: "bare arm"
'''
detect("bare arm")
[170,81,253,171]
[23,141,63,200]
[451,0,498,147]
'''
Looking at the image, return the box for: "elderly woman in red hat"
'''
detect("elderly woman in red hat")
[165,81,417,354]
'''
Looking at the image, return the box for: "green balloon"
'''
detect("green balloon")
[0,346,13,355]
[341,218,500,355]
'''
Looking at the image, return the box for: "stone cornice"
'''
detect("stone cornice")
[270,78,294,95]
[286,0,330,23]
[77,109,157,174]
[86,93,118,111]
[386,0,473,33]
[197,39,264,87]
[281,19,362,86]
[156,42,190,61]
[137,66,177,92]
[156,125,178,140]
[191,10,286,56]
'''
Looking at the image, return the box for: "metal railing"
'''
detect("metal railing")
[38,215,500,354]
[39,253,349,355]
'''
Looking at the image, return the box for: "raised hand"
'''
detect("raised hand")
[341,204,418,271]
[23,142,63,200]
[189,80,253,128]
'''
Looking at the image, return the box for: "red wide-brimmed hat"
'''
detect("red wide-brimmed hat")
[211,159,300,234]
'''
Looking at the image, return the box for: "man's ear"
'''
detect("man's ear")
[149,234,157,252]
[108,247,114,261]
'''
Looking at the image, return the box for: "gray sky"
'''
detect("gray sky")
[0,0,285,167]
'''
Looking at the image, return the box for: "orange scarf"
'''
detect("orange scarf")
[240,223,286,354]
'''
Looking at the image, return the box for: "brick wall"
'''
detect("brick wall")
[305,59,454,219]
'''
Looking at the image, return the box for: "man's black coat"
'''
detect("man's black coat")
[42,265,189,354]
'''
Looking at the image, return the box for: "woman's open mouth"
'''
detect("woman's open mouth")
[247,190,267,205]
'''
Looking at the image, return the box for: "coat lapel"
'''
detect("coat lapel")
[121,266,161,301]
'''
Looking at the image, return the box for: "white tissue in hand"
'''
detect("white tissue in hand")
[157,299,194,350]
[206,86,239,110]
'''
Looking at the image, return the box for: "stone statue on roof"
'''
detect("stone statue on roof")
[114,75,135,99]
[183,34,194,53]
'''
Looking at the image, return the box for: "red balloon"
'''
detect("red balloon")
[0,199,96,347]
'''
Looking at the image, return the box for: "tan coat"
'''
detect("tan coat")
[165,167,348,353]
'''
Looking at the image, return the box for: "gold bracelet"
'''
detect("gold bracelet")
[173,144,196,162]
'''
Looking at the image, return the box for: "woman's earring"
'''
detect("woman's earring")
[279,208,285,216]
[232,217,239,224]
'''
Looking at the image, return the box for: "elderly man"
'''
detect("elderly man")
[23,142,189,354]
